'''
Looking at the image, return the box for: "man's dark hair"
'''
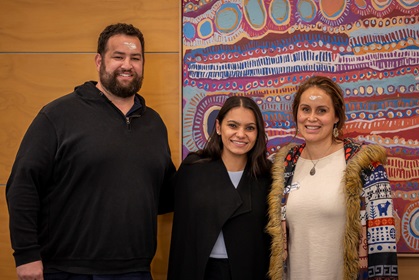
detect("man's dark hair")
[97,23,145,60]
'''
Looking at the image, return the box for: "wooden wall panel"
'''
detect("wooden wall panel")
[398,256,419,279]
[0,193,15,279]
[141,53,180,166]
[0,0,179,53]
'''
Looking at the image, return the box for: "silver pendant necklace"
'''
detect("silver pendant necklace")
[309,162,318,176]
[305,143,333,176]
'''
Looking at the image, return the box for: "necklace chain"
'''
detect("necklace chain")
[305,143,333,176]
[309,160,319,176]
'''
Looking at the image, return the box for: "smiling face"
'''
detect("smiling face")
[95,34,144,98]
[297,86,339,145]
[216,106,258,166]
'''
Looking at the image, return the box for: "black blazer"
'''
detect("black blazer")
[167,154,271,280]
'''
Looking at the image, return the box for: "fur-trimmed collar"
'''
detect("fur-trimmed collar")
[266,139,387,279]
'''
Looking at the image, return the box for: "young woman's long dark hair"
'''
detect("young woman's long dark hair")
[194,96,271,177]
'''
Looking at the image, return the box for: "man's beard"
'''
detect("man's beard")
[99,63,143,98]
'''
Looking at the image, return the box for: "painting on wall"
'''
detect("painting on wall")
[181,0,419,254]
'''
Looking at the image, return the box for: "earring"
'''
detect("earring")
[333,123,339,138]
[217,131,221,135]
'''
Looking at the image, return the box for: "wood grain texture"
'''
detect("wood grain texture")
[398,256,419,280]
[141,53,181,168]
[0,0,179,53]
[0,192,16,280]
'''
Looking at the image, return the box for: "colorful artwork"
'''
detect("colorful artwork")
[182,0,419,254]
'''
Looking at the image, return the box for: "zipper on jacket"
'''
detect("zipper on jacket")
[98,92,143,130]
[126,114,142,130]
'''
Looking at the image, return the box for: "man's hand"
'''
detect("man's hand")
[16,260,43,280]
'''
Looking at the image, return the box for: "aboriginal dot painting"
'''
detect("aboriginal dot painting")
[182,0,419,254]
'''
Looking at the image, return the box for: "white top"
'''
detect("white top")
[210,170,243,259]
[286,148,346,279]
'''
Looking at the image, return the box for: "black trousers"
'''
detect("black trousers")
[43,272,152,280]
[204,258,232,280]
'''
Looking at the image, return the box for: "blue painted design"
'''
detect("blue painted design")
[399,0,419,8]
[298,0,317,22]
[215,3,242,33]
[244,0,266,28]
[270,0,290,25]
[183,22,196,40]
[199,20,213,37]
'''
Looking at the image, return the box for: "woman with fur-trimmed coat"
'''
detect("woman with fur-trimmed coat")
[266,76,398,280]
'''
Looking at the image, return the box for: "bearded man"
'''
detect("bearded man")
[6,23,175,280]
